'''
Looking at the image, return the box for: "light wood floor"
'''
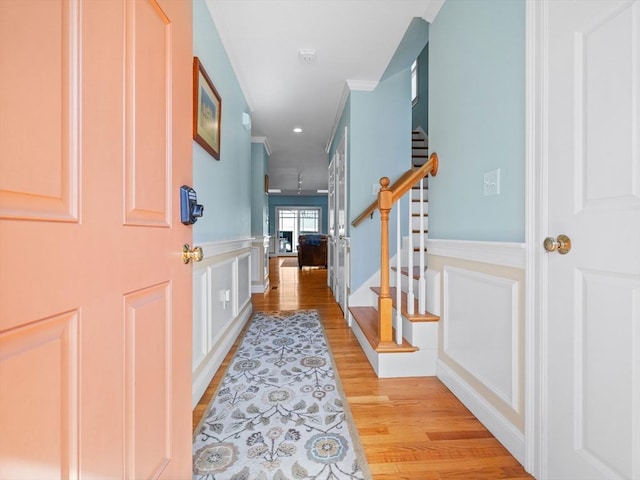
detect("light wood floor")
[193,258,534,480]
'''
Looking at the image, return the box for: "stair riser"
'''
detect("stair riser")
[410,217,429,229]
[410,202,429,214]
[410,190,429,202]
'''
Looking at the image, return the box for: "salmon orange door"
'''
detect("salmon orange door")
[0,0,193,477]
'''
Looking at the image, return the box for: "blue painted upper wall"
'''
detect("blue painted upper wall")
[428,0,525,242]
[193,0,252,243]
[335,69,412,291]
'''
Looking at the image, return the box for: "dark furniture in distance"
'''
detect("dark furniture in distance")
[297,234,327,269]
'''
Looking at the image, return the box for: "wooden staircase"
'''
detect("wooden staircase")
[348,149,440,377]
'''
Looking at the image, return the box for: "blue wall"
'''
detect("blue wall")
[268,195,329,236]
[251,142,269,236]
[332,69,412,291]
[428,0,525,242]
[193,0,252,243]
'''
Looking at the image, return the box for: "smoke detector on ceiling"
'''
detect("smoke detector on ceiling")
[298,49,317,64]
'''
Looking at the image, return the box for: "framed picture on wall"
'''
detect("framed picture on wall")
[193,57,221,160]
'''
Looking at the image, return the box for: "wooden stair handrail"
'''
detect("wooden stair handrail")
[351,169,417,227]
[351,152,438,227]
[391,152,438,202]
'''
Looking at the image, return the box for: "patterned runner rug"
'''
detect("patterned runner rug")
[193,310,372,480]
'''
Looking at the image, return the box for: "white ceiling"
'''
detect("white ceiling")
[205,0,439,195]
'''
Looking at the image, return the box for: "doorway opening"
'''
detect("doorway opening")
[275,207,321,255]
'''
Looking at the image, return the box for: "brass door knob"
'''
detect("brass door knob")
[543,234,571,254]
[182,244,203,264]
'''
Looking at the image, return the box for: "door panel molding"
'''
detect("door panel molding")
[0,0,80,222]
[124,0,171,227]
[124,282,172,478]
[0,310,79,478]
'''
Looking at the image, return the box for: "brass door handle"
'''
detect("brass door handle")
[182,244,203,264]
[543,234,571,254]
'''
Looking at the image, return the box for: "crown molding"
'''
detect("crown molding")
[251,136,272,156]
[422,0,446,23]
[345,79,378,91]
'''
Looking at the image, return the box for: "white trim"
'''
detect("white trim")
[426,239,526,269]
[251,136,272,156]
[345,79,378,91]
[421,0,446,23]
[525,1,546,477]
[199,237,253,258]
[437,359,525,464]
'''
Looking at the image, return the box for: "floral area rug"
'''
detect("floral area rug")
[192,310,372,480]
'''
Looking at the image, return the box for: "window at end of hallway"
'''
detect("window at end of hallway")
[411,60,418,106]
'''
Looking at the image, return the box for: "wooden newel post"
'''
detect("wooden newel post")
[377,176,394,346]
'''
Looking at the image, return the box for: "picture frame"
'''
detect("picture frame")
[193,57,221,160]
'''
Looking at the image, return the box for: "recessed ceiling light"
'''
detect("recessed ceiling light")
[293,127,302,133]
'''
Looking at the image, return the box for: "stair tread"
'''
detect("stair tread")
[391,266,426,280]
[369,287,439,322]
[348,307,418,353]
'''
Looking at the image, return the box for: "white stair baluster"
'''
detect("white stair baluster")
[418,177,426,314]
[407,182,414,315]
[395,202,402,345]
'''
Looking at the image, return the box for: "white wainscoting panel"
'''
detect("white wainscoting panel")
[192,267,208,371]
[192,239,253,408]
[238,253,251,312]
[209,259,235,347]
[443,266,520,409]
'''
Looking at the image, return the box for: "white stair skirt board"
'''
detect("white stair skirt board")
[349,313,437,378]
[436,359,525,464]
[192,302,253,408]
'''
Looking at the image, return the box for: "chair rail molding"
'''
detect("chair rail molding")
[426,239,526,269]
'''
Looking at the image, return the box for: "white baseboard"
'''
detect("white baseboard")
[251,278,269,293]
[437,359,525,464]
[192,302,252,408]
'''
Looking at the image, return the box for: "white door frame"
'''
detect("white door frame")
[524,1,548,477]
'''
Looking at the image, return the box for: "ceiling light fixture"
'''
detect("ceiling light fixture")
[293,127,302,133]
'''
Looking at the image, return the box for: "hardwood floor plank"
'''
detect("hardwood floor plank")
[193,258,534,479]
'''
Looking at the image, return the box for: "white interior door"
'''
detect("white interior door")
[328,158,336,288]
[542,1,640,478]
[335,130,348,315]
